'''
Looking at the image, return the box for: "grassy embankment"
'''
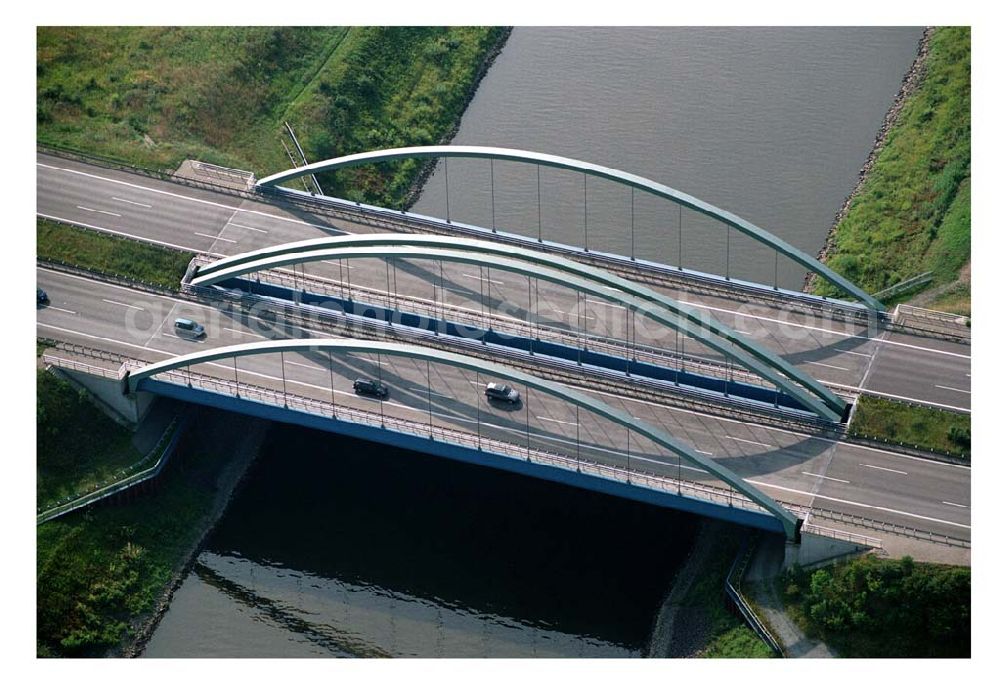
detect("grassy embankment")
[36,365,140,511]
[37,218,192,290]
[849,394,970,460]
[37,26,509,209]
[813,27,970,315]
[782,554,970,657]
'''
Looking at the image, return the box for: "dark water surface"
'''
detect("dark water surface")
[412,27,922,288]
[143,424,700,657]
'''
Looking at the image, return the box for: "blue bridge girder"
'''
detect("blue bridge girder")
[191,236,846,421]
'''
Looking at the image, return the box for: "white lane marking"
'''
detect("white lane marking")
[461,273,503,285]
[733,330,753,335]
[748,478,970,530]
[821,382,971,413]
[39,162,343,231]
[549,308,598,320]
[75,205,96,212]
[46,306,76,314]
[80,208,122,217]
[536,416,578,426]
[860,464,908,475]
[802,471,850,484]
[285,360,327,372]
[225,327,259,338]
[935,384,971,394]
[942,501,968,508]
[111,197,152,208]
[38,213,202,252]
[695,449,714,456]
[726,435,770,448]
[411,387,453,399]
[324,261,354,269]
[571,378,965,470]
[228,223,269,233]
[36,322,174,357]
[803,360,849,371]
[586,299,623,309]
[678,298,971,360]
[102,299,144,311]
[834,348,872,358]
[194,232,238,244]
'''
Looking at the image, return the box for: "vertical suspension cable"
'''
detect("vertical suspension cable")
[536,164,542,242]
[630,187,635,261]
[490,159,496,233]
[444,157,450,223]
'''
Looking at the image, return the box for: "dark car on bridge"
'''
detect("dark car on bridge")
[353,378,389,399]
[485,382,520,404]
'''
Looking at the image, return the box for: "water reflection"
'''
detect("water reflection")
[144,424,699,657]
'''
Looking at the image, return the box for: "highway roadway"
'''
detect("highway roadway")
[36,266,971,542]
[36,153,971,413]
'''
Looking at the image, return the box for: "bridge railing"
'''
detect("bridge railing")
[36,413,188,524]
[726,537,784,657]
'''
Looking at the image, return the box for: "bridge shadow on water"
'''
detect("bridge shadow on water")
[188,422,710,656]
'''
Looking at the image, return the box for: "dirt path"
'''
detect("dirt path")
[745,535,836,658]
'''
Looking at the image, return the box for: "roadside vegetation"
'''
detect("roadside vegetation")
[782,554,970,657]
[36,364,140,511]
[37,218,192,290]
[679,528,774,658]
[36,445,230,657]
[813,27,970,314]
[849,394,970,460]
[37,27,509,209]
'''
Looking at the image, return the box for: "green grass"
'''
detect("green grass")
[849,394,970,459]
[284,27,509,208]
[782,554,970,657]
[679,527,774,658]
[37,27,509,209]
[36,367,140,511]
[814,27,970,308]
[37,218,192,289]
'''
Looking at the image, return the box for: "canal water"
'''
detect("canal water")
[143,424,699,657]
[144,28,923,657]
[412,26,923,289]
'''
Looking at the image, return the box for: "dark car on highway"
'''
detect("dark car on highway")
[485,382,520,404]
[37,287,49,305]
[353,378,389,399]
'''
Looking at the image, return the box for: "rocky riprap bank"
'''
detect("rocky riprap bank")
[804,27,935,293]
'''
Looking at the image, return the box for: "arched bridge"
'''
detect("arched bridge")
[191,234,847,421]
[126,338,802,540]
[255,145,883,312]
